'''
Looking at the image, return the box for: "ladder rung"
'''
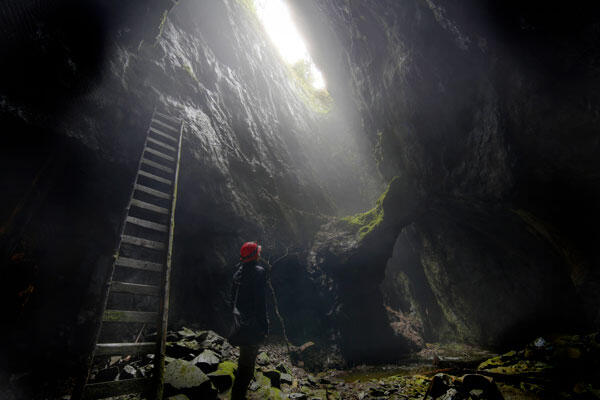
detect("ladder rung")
[95,342,155,356]
[149,126,177,142]
[111,281,161,296]
[121,235,165,250]
[126,216,168,232]
[138,170,172,186]
[134,184,170,200]
[130,199,169,214]
[82,377,152,399]
[141,158,174,173]
[103,310,158,323]
[144,146,175,162]
[115,257,162,272]
[147,137,176,152]
[155,111,181,124]
[151,118,178,132]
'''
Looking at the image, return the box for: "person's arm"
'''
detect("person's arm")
[231,267,241,310]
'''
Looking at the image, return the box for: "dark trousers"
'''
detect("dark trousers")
[231,344,259,400]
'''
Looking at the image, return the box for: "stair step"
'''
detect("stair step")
[82,377,152,399]
[151,118,179,132]
[147,137,176,152]
[134,184,170,200]
[138,170,172,186]
[103,310,158,323]
[126,216,168,232]
[121,235,165,250]
[141,157,174,173]
[144,146,175,162]
[155,111,181,124]
[149,126,177,142]
[130,199,169,214]
[111,281,161,296]
[115,257,162,272]
[95,342,155,356]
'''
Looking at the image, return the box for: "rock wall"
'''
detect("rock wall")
[290,0,600,350]
[0,0,381,384]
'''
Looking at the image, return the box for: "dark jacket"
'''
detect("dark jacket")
[229,261,268,345]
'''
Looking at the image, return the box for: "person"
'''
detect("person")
[229,241,269,400]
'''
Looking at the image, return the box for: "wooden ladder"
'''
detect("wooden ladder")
[74,109,184,400]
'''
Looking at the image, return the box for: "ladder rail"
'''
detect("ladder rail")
[152,118,183,400]
[73,108,183,400]
[73,108,158,400]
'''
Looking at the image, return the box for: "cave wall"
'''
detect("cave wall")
[0,0,382,387]
[290,0,600,349]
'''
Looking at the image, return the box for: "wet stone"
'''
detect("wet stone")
[280,372,293,385]
[263,369,281,388]
[192,349,221,373]
[164,359,216,398]
[256,351,270,366]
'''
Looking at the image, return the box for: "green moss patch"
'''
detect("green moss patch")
[340,177,398,240]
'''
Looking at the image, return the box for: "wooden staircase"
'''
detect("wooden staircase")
[74,109,184,400]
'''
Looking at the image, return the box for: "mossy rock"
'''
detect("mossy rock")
[167,395,190,400]
[177,327,197,338]
[164,359,216,398]
[193,349,221,373]
[167,340,202,358]
[207,361,237,392]
[256,351,270,366]
[263,369,281,388]
[251,386,285,400]
[275,362,290,374]
[339,177,397,240]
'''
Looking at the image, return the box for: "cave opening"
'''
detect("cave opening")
[1,0,600,399]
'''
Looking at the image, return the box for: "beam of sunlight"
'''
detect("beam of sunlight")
[254,0,327,90]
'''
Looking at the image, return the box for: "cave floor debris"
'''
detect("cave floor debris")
[78,329,600,400]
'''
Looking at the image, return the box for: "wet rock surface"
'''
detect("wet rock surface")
[289,0,600,351]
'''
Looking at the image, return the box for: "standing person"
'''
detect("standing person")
[229,242,269,400]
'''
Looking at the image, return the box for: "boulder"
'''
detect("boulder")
[256,351,270,366]
[425,374,454,398]
[200,330,225,350]
[461,374,503,400]
[166,340,202,359]
[119,364,137,380]
[167,396,190,400]
[164,359,216,398]
[177,327,197,338]
[289,393,307,400]
[207,361,237,393]
[263,369,281,388]
[280,373,293,386]
[192,349,221,373]
[275,362,290,374]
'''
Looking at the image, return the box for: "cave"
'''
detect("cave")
[1,0,599,399]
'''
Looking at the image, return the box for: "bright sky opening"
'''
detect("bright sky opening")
[254,0,326,90]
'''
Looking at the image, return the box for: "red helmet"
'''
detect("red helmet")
[240,242,261,263]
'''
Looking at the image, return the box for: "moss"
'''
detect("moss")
[103,310,124,321]
[182,64,198,82]
[287,61,334,114]
[478,352,552,376]
[156,10,169,41]
[340,176,398,240]
[254,385,284,400]
[214,361,237,377]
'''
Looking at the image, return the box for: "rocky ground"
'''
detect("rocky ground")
[81,328,600,400]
